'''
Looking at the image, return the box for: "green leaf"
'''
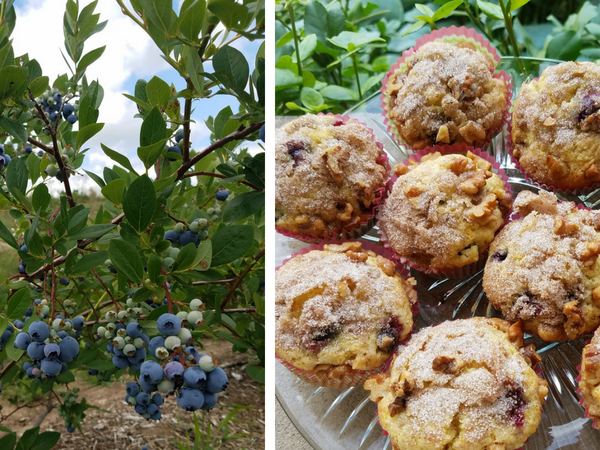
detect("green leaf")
[8,289,30,320]
[122,175,156,232]
[76,122,104,149]
[222,192,264,222]
[402,19,427,36]
[138,139,167,169]
[328,31,385,51]
[415,3,435,17]
[86,359,116,371]
[84,169,105,188]
[213,45,249,89]
[146,76,171,108]
[275,68,302,89]
[432,0,463,21]
[0,432,16,450]
[0,117,27,142]
[510,0,531,11]
[139,0,174,36]
[147,254,161,283]
[28,76,49,98]
[246,365,265,383]
[0,66,26,99]
[300,87,324,109]
[477,0,503,20]
[295,34,317,62]
[178,0,205,43]
[6,156,28,197]
[101,178,126,205]
[211,225,254,266]
[68,250,109,275]
[30,431,61,450]
[140,106,166,147]
[319,85,359,101]
[183,45,204,94]
[76,46,106,78]
[546,30,582,60]
[304,1,328,45]
[108,239,143,283]
[32,184,51,212]
[69,224,117,240]
[207,0,249,31]
[193,239,211,270]
[27,153,41,184]
[0,218,18,250]
[101,143,138,174]
[174,242,197,271]
[123,93,151,111]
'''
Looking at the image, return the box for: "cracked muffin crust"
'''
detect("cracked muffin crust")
[364,318,548,450]
[377,151,512,272]
[275,114,389,239]
[275,242,417,385]
[483,190,600,341]
[384,41,508,150]
[580,328,600,424]
[512,62,600,191]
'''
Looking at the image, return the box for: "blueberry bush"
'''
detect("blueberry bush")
[0,0,265,448]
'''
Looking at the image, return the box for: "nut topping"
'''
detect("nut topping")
[432,355,464,374]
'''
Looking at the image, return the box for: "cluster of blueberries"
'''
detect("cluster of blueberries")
[14,319,82,380]
[38,88,78,125]
[164,218,210,248]
[166,129,184,160]
[0,144,12,168]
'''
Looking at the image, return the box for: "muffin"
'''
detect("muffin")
[483,190,600,341]
[384,41,508,150]
[275,241,417,388]
[512,61,600,191]
[579,328,600,425]
[275,114,389,240]
[377,151,512,273]
[364,318,548,450]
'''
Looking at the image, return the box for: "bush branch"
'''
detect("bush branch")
[183,171,263,191]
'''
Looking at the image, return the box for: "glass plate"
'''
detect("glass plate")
[276,57,600,450]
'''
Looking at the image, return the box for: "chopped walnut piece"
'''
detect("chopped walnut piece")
[449,156,471,174]
[520,343,542,368]
[543,117,556,127]
[324,242,363,254]
[488,318,511,333]
[467,151,493,171]
[593,286,600,308]
[388,396,406,418]
[537,379,549,402]
[345,250,369,263]
[468,194,499,223]
[460,171,487,195]
[337,203,353,222]
[436,125,450,144]
[583,345,600,384]
[394,163,409,176]
[553,217,579,235]
[580,241,600,260]
[375,255,396,277]
[327,364,353,380]
[507,321,524,348]
[432,355,464,374]
[546,155,570,179]
[488,445,506,450]
[586,163,600,180]
[458,120,486,144]
[404,185,422,198]
[323,145,349,183]
[563,300,586,339]
[398,371,415,393]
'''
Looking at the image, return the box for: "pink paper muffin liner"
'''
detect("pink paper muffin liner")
[275,113,391,245]
[275,240,419,389]
[373,319,546,449]
[575,338,599,429]
[507,76,600,197]
[380,26,513,155]
[377,144,513,279]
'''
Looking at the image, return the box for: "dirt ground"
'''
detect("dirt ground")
[0,340,265,450]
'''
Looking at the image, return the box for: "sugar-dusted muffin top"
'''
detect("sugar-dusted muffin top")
[385,41,508,150]
[364,318,548,450]
[580,327,600,422]
[483,190,600,341]
[275,242,416,378]
[377,151,512,271]
[275,115,389,239]
[513,62,600,190]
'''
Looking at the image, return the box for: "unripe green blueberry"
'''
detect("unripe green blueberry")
[198,230,208,241]
[165,336,181,351]
[189,222,200,233]
[106,322,116,332]
[214,204,221,213]
[126,299,135,308]
[126,307,136,316]
[104,259,112,267]
[196,218,208,228]
[198,355,215,372]
[168,247,180,259]
[162,257,174,271]
[41,305,50,315]
[187,310,203,327]
[97,326,107,336]
[123,344,137,357]
[190,299,202,311]
[174,222,185,233]
[132,307,142,316]
[155,347,169,360]
[45,164,58,177]
[112,336,125,350]
[64,321,72,331]
[104,330,114,340]
[50,329,58,339]
[124,336,133,345]
[157,379,175,394]
[207,207,215,215]
[117,310,129,321]
[177,327,192,344]
[117,328,127,338]
[63,299,73,308]
[128,396,137,406]
[133,337,145,349]
[52,318,65,331]
[105,311,117,322]
[176,311,188,321]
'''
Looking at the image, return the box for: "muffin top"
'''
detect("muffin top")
[579,328,600,422]
[512,61,600,190]
[275,114,388,239]
[385,41,508,150]
[275,242,416,375]
[483,190,600,341]
[364,318,548,450]
[377,151,512,271]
